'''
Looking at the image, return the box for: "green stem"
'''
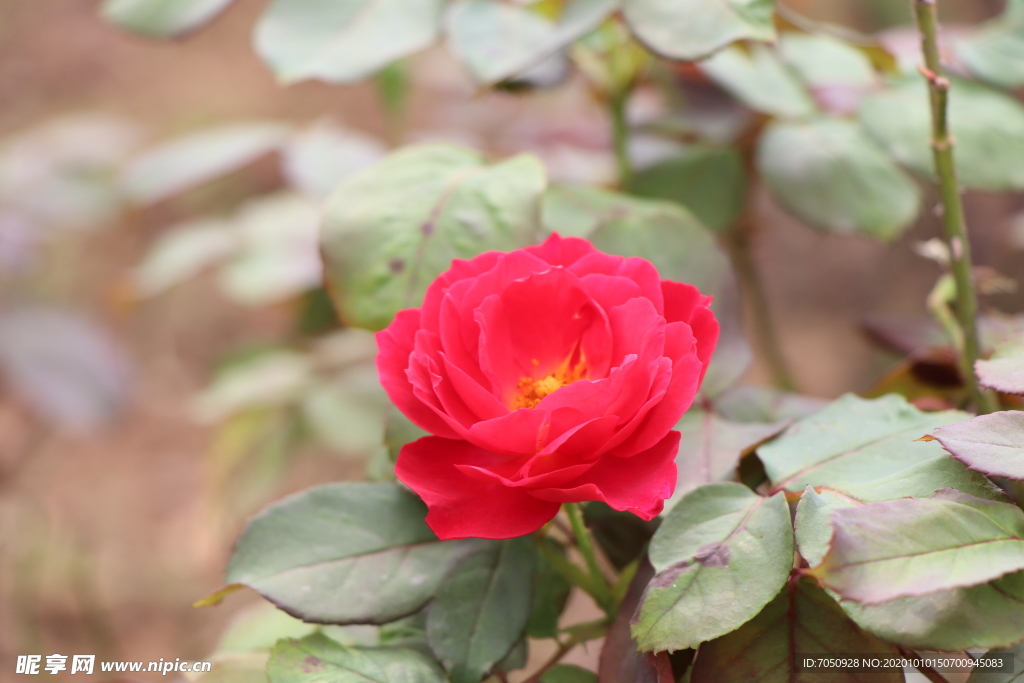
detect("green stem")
[522,636,579,683]
[726,216,797,392]
[564,503,614,614]
[609,91,633,188]
[375,62,409,147]
[911,0,998,414]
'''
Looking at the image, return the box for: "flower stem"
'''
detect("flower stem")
[609,91,633,188]
[726,215,797,392]
[911,0,999,414]
[564,503,614,614]
[522,636,579,683]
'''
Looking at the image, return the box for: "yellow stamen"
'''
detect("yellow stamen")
[512,358,587,409]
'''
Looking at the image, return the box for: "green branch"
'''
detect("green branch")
[911,0,998,414]
[564,503,615,615]
[609,91,633,188]
[726,214,797,392]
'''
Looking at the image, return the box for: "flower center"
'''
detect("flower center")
[512,358,587,410]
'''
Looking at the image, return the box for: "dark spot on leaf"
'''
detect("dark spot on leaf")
[646,560,695,590]
[421,220,435,236]
[694,542,731,568]
[388,258,405,273]
[301,656,325,673]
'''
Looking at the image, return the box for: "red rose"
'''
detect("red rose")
[377,234,719,539]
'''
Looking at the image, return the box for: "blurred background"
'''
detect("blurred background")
[0,0,1022,677]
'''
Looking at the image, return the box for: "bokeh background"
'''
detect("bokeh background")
[1,0,1022,678]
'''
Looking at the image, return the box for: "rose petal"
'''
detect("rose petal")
[662,280,719,378]
[440,353,507,421]
[474,268,605,402]
[440,250,551,380]
[578,273,643,312]
[459,461,594,490]
[421,251,504,334]
[376,310,459,439]
[609,321,701,457]
[395,437,560,539]
[571,253,665,314]
[525,232,596,267]
[529,431,681,520]
[467,408,552,456]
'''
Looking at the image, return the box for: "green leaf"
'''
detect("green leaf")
[759,393,968,494]
[495,639,528,674]
[447,0,617,85]
[976,339,1024,395]
[525,550,572,638]
[967,640,1024,682]
[627,146,747,232]
[712,386,826,423]
[699,45,816,119]
[792,448,1011,566]
[778,33,876,90]
[809,488,1024,603]
[622,0,775,62]
[584,502,660,571]
[267,633,446,683]
[667,409,788,509]
[226,483,477,624]
[794,487,858,568]
[214,602,320,655]
[689,578,902,683]
[191,350,312,422]
[384,409,430,465]
[757,117,921,239]
[322,144,546,330]
[101,0,235,38]
[838,569,1024,650]
[542,664,599,683]
[218,193,323,307]
[133,218,236,297]
[301,377,387,455]
[283,121,386,201]
[541,185,732,297]
[860,77,1024,192]
[957,3,1024,90]
[631,483,793,652]
[695,281,751,401]
[929,411,1024,481]
[255,0,444,85]
[378,611,429,648]
[425,538,536,683]
[121,123,290,205]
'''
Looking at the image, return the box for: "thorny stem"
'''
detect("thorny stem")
[912,0,999,414]
[564,503,614,615]
[726,215,797,392]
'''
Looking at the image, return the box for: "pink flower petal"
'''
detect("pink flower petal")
[396,437,560,539]
[530,431,681,520]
